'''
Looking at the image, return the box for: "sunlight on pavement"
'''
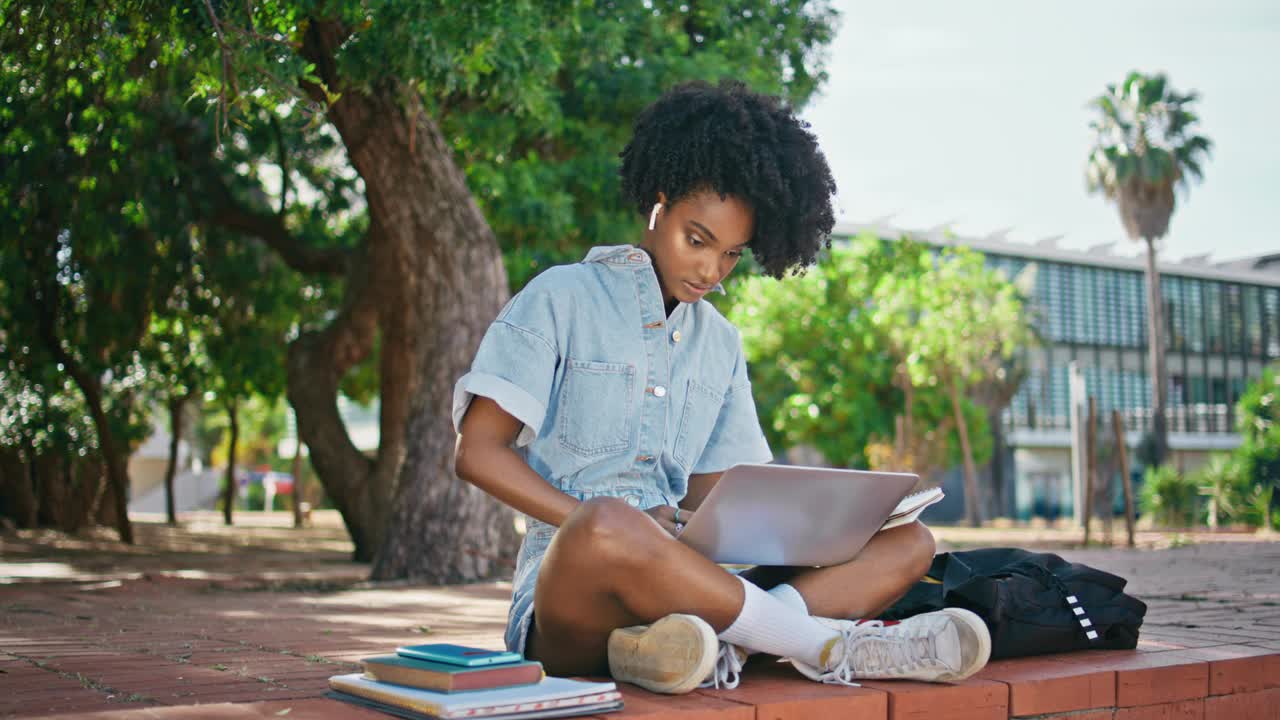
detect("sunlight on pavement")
[0,562,80,582]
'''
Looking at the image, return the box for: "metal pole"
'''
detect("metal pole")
[1085,396,1097,545]
[1069,361,1086,527]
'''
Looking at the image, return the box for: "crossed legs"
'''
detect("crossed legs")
[525,497,935,676]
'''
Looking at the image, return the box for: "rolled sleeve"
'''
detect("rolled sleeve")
[692,347,773,473]
[452,295,560,447]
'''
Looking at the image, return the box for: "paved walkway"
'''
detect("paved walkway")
[2,512,1278,719]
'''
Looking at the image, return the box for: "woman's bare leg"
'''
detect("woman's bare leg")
[526,497,747,676]
[740,521,936,620]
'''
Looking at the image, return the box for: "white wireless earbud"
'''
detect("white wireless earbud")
[648,203,663,231]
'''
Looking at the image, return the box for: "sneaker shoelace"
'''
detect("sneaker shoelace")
[816,619,952,686]
[700,641,744,690]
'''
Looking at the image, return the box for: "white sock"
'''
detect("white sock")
[732,583,812,658]
[717,576,837,667]
[768,583,809,615]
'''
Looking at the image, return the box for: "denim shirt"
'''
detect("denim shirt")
[451,244,772,651]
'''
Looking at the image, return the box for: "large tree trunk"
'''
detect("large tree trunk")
[223,399,238,526]
[286,20,518,577]
[73,375,133,543]
[1143,236,1170,466]
[985,407,1006,520]
[0,448,39,528]
[163,395,187,526]
[29,313,133,540]
[951,380,983,527]
[292,442,305,529]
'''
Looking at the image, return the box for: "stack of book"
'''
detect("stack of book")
[328,643,622,719]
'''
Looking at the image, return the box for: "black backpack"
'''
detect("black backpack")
[880,548,1147,659]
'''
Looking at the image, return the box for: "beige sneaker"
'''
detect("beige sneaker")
[792,608,991,685]
[607,614,719,694]
[701,641,748,690]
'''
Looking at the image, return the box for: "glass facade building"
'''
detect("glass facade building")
[985,254,1280,436]
[839,224,1280,520]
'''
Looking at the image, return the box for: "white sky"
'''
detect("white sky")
[802,0,1280,263]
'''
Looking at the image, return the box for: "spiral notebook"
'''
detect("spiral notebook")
[881,486,945,530]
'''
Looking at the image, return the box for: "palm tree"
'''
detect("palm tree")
[1086,71,1212,468]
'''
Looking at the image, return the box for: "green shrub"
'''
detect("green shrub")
[1195,454,1269,527]
[1139,465,1200,527]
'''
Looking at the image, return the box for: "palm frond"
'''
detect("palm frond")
[1183,134,1213,157]
[1178,154,1205,184]
[1165,110,1192,138]
[1140,73,1168,108]
[1084,70,1211,201]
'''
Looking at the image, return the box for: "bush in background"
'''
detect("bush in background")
[1140,465,1200,527]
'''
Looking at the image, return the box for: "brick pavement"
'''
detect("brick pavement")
[2,513,1278,719]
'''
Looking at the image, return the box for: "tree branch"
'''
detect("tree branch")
[168,123,350,276]
[209,190,348,275]
[298,17,351,98]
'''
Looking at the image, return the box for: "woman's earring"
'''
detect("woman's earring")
[648,203,662,231]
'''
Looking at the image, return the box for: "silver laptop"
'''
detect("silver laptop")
[677,463,919,566]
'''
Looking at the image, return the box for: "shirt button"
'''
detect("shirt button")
[636,455,654,462]
[653,385,667,398]
[672,330,682,343]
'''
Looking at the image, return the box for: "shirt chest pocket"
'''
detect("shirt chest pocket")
[673,379,725,472]
[557,359,635,458]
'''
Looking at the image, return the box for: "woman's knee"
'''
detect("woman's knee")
[557,497,663,568]
[902,521,936,580]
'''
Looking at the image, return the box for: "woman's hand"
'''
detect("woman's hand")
[644,505,693,537]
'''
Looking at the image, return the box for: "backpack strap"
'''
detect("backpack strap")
[1064,592,1101,641]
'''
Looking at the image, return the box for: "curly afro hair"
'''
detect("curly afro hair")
[619,80,837,279]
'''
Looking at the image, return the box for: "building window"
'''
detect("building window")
[1130,271,1147,347]
[1244,285,1263,357]
[1206,282,1224,353]
[1164,275,1183,351]
[1230,378,1246,406]
[1185,277,1205,353]
[1189,375,1207,404]
[1211,377,1227,405]
[1225,283,1244,354]
[1071,265,1088,344]
[1267,287,1280,359]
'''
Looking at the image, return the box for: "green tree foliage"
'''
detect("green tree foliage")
[1233,364,1280,529]
[3,0,839,579]
[725,235,1021,480]
[1133,368,1278,531]
[868,240,1031,524]
[0,2,329,535]
[726,238,903,468]
[0,6,206,540]
[453,2,837,287]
